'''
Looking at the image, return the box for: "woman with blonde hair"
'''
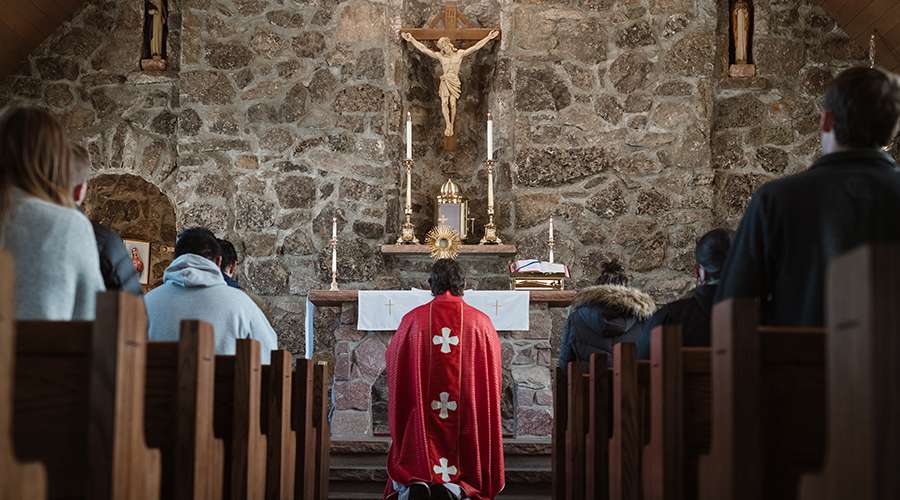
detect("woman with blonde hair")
[0,105,104,319]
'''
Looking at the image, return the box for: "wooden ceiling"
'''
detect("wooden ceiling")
[0,0,84,78]
[816,1,900,72]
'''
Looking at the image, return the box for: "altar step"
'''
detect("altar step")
[329,437,552,499]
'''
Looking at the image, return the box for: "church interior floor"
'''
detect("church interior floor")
[329,437,552,499]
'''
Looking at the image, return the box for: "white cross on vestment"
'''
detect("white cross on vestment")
[433,457,458,482]
[431,391,458,419]
[432,327,459,354]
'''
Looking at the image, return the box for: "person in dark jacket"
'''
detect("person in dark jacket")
[217,238,241,289]
[559,260,656,369]
[716,66,900,326]
[70,144,142,295]
[642,228,733,346]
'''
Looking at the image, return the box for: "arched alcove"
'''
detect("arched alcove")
[82,173,177,288]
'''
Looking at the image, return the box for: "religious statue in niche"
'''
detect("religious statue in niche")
[729,0,755,78]
[402,30,498,138]
[400,3,500,150]
[141,0,168,71]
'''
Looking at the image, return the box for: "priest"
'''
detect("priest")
[385,259,505,500]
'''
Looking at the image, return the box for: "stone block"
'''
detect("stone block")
[517,406,552,436]
[512,365,551,390]
[665,32,715,76]
[331,410,371,436]
[535,389,553,406]
[608,51,652,93]
[334,380,372,411]
[516,387,535,406]
[353,335,387,383]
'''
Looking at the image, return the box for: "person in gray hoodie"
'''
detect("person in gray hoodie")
[145,227,278,364]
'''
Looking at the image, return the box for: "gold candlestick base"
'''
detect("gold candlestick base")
[330,276,339,291]
[480,219,502,245]
[396,216,420,244]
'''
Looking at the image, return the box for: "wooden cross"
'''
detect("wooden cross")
[400,2,500,48]
[385,299,395,316]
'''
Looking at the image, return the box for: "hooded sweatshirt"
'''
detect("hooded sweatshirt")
[559,284,656,369]
[145,253,278,364]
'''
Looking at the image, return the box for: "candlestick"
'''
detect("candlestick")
[405,112,412,160]
[548,217,555,263]
[330,217,339,291]
[479,159,502,245]
[487,112,493,161]
[396,159,420,244]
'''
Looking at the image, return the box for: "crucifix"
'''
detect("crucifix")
[400,3,500,150]
[492,300,502,316]
[385,299,395,316]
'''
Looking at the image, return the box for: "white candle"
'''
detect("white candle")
[332,216,337,240]
[549,216,554,240]
[405,112,412,160]
[331,217,337,273]
[486,112,493,161]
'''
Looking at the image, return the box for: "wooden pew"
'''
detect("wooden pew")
[12,292,161,499]
[641,325,712,500]
[553,347,645,500]
[144,320,225,500]
[0,251,46,500]
[800,245,900,500]
[261,350,296,500]
[293,359,317,500]
[214,339,268,500]
[699,299,826,500]
[312,361,332,500]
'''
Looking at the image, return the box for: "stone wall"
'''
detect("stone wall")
[83,174,178,287]
[0,0,866,438]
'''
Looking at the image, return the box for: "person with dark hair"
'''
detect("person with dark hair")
[0,105,105,320]
[145,227,278,363]
[69,143,143,296]
[717,66,900,326]
[385,259,504,500]
[217,238,241,289]
[642,229,734,346]
[559,260,656,368]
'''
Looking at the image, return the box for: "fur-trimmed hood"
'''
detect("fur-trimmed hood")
[570,284,656,320]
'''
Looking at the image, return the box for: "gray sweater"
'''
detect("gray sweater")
[2,190,106,320]
[145,254,278,364]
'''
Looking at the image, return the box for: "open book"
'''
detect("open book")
[509,259,570,276]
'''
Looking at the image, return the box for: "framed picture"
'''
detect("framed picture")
[124,239,151,285]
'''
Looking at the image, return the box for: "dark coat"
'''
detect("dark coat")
[92,222,143,296]
[642,284,717,347]
[559,285,656,369]
[716,149,900,326]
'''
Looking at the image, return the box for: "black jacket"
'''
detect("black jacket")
[92,222,143,296]
[642,284,717,347]
[559,285,656,368]
[716,149,900,326]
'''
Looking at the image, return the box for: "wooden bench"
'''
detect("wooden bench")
[641,325,711,500]
[312,362,332,500]
[145,320,224,500]
[12,293,162,499]
[800,245,900,500]
[553,345,648,500]
[214,339,268,500]
[0,251,46,500]
[261,350,296,500]
[699,299,826,500]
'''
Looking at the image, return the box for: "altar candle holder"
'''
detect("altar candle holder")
[330,217,339,291]
[479,159,502,245]
[396,159,420,244]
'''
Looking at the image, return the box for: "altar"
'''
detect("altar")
[307,289,576,439]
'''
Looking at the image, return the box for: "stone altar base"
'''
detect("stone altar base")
[327,301,567,439]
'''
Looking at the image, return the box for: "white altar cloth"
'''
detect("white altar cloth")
[357,290,530,331]
[303,290,531,357]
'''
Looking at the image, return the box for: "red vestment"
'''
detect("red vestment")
[385,292,505,499]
